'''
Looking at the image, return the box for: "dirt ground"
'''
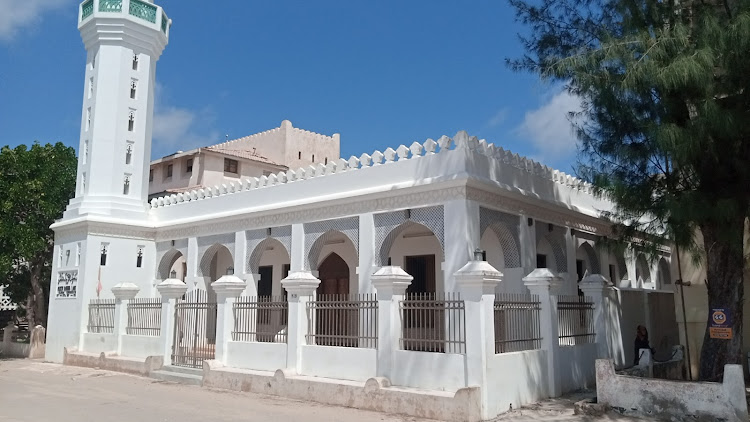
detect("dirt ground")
[0,359,653,422]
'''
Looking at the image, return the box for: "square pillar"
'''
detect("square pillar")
[372,266,413,379]
[111,283,140,355]
[357,212,377,294]
[289,223,306,272]
[281,271,320,372]
[580,274,611,359]
[443,199,481,292]
[156,278,188,364]
[519,215,538,277]
[524,268,562,397]
[212,275,247,365]
[455,257,502,420]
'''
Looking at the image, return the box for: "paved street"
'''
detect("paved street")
[0,359,651,422]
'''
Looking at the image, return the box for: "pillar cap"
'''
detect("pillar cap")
[455,260,502,294]
[371,266,412,296]
[156,278,188,299]
[212,275,247,296]
[281,271,320,296]
[372,266,413,282]
[580,273,612,290]
[523,268,562,288]
[111,282,140,300]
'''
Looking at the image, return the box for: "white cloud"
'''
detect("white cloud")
[0,0,69,42]
[516,89,583,162]
[487,108,509,127]
[152,83,218,157]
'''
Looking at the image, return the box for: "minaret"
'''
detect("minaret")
[64,0,170,219]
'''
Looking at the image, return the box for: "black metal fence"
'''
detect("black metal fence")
[172,289,217,368]
[87,299,115,334]
[126,298,162,336]
[233,296,288,343]
[399,292,465,354]
[306,294,377,348]
[556,295,595,346]
[494,293,542,353]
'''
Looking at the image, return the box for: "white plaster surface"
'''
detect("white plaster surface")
[486,350,549,415]
[300,345,377,382]
[120,334,162,359]
[82,332,117,354]
[558,344,598,393]
[390,350,466,391]
[225,341,287,372]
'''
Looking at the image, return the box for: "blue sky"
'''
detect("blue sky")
[0,0,582,172]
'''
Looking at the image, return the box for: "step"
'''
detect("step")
[159,365,203,376]
[150,368,203,386]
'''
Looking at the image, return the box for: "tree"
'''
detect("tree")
[0,143,77,328]
[508,0,750,379]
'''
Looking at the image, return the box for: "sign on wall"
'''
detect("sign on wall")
[56,270,78,299]
[709,308,732,340]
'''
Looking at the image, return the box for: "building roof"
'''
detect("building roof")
[204,146,283,167]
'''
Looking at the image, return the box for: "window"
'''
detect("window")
[312,154,315,162]
[166,164,173,178]
[125,143,133,165]
[100,243,108,266]
[130,80,137,99]
[536,254,547,269]
[609,264,617,283]
[91,53,96,70]
[86,108,91,131]
[136,247,143,268]
[128,112,135,132]
[123,175,130,195]
[149,169,154,182]
[324,157,328,165]
[58,246,63,268]
[224,158,238,174]
[76,243,81,267]
[83,140,88,165]
[185,158,193,174]
[80,173,86,195]
[88,77,94,99]
[132,54,139,71]
[298,151,301,159]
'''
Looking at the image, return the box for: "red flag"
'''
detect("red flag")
[96,266,102,298]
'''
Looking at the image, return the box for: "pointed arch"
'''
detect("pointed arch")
[479,207,521,268]
[635,254,651,283]
[157,248,184,279]
[199,243,234,277]
[658,257,672,286]
[536,226,567,272]
[576,241,601,275]
[248,237,290,275]
[379,221,444,267]
[307,230,358,271]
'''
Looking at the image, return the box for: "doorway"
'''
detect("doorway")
[316,253,351,346]
[403,254,441,351]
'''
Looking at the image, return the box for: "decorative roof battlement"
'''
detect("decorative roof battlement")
[150,130,594,210]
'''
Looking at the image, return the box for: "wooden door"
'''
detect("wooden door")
[316,254,351,346]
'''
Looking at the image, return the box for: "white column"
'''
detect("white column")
[579,274,609,359]
[455,257,502,420]
[519,215,537,276]
[523,268,562,398]
[185,236,200,288]
[624,246,637,288]
[156,278,188,364]
[111,282,140,355]
[234,230,247,275]
[281,271,320,372]
[564,228,577,293]
[372,266,413,379]
[212,275,247,365]
[290,223,305,272]
[358,212,376,294]
[443,199,480,292]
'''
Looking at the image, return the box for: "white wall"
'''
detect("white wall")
[390,350,466,391]
[225,341,288,372]
[82,332,117,354]
[486,350,548,414]
[121,334,162,358]
[557,343,598,393]
[300,345,377,382]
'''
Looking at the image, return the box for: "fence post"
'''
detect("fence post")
[281,271,320,373]
[156,278,188,365]
[371,266,413,380]
[523,268,562,398]
[455,257,502,421]
[580,274,610,359]
[111,283,140,355]
[212,275,247,365]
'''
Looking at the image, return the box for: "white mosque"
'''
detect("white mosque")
[46,1,680,420]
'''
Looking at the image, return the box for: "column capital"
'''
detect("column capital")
[212,275,247,299]
[281,271,320,298]
[455,260,502,296]
[156,278,188,299]
[111,282,140,301]
[523,268,562,290]
[372,266,413,297]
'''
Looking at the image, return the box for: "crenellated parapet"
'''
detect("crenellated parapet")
[149,131,595,209]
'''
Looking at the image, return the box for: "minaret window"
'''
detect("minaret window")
[76,243,81,267]
[89,77,94,99]
[81,173,86,195]
[136,247,143,268]
[298,151,301,159]
[123,175,130,195]
[130,81,137,99]
[132,54,139,71]
[100,244,109,266]
[86,108,91,131]
[58,246,63,268]
[125,143,133,165]
[324,157,328,165]
[128,112,135,132]
[83,140,88,165]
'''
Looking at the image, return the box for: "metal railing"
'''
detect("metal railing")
[556,295,595,346]
[126,298,162,336]
[87,299,115,334]
[306,294,377,348]
[494,293,542,353]
[172,289,217,368]
[233,296,288,343]
[399,292,465,354]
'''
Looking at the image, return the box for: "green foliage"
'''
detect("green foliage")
[0,143,76,309]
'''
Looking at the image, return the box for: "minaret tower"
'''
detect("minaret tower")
[65,0,170,219]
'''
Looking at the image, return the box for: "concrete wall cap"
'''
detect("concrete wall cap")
[454,260,503,278]
[371,266,414,281]
[580,273,612,288]
[111,282,140,300]
[523,268,562,287]
[156,278,188,298]
[212,275,247,295]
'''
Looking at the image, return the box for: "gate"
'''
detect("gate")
[172,289,217,368]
